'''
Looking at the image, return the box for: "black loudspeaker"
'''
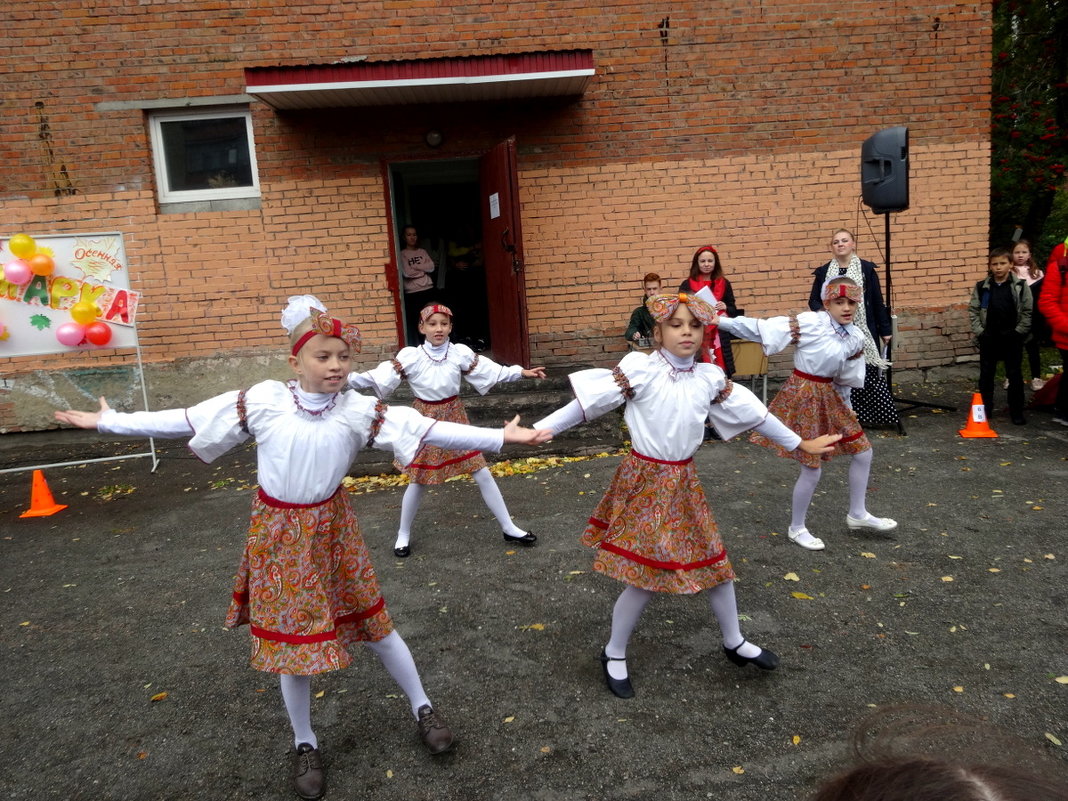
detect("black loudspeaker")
[861,126,909,214]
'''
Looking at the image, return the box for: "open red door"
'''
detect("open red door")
[479,137,529,366]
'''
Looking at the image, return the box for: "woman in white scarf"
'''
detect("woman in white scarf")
[808,229,900,428]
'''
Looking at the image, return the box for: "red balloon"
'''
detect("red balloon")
[85,321,113,346]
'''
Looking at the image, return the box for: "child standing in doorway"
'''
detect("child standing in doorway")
[716,277,898,551]
[534,292,839,698]
[348,302,546,558]
[969,247,1033,425]
[53,295,550,800]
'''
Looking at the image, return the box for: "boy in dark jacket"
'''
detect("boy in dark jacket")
[968,247,1033,424]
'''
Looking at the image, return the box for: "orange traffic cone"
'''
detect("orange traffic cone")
[958,392,998,438]
[19,469,68,518]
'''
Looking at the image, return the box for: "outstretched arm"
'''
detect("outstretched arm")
[502,414,553,445]
[54,397,111,429]
[521,367,547,379]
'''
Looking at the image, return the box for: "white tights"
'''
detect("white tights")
[395,467,525,549]
[602,582,758,679]
[790,447,874,529]
[279,631,431,749]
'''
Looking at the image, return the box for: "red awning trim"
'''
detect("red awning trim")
[244,49,594,110]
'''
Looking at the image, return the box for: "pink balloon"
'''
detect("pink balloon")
[56,322,87,347]
[3,259,32,284]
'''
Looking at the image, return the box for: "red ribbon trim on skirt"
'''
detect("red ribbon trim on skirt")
[631,449,693,466]
[409,450,481,470]
[586,518,727,571]
[840,430,866,443]
[257,487,341,509]
[599,538,727,571]
[244,597,387,644]
[792,369,833,383]
[415,395,458,405]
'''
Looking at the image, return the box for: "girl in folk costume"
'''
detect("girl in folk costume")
[348,302,546,558]
[679,245,739,376]
[534,292,840,698]
[54,295,550,801]
[717,277,898,552]
[808,229,899,428]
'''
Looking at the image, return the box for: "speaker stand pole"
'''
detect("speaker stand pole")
[883,212,956,429]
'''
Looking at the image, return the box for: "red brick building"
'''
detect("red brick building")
[1,1,990,430]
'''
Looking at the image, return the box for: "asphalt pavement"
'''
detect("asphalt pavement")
[1,375,1066,801]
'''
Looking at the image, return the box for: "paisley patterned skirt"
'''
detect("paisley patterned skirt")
[226,488,394,675]
[580,451,735,594]
[750,370,871,469]
[397,396,488,483]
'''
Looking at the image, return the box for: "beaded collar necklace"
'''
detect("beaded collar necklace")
[421,341,450,363]
[288,380,338,417]
[656,348,696,381]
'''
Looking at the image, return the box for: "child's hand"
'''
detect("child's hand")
[54,397,111,430]
[799,433,842,455]
[522,367,547,380]
[502,415,553,445]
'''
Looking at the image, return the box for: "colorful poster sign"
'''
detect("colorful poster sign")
[1,232,140,357]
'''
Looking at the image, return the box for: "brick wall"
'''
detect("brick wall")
[1,1,991,430]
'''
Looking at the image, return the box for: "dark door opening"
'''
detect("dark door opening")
[389,158,490,350]
[388,139,528,364]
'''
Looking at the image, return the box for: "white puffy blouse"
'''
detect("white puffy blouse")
[348,341,522,401]
[98,380,504,505]
[535,350,801,462]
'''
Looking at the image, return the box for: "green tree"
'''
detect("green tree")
[991,0,1068,255]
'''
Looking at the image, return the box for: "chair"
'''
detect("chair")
[730,340,768,403]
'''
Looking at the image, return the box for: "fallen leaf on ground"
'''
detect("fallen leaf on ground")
[942,576,954,582]
[150,692,168,702]
[731,766,745,774]
[791,591,815,600]
[1004,693,1016,698]
[783,572,800,582]
[860,552,876,559]
[518,623,546,631]
[792,735,801,745]
[1046,732,1063,746]
[503,716,515,724]
[314,690,325,699]
[1055,676,1068,684]
[953,686,964,693]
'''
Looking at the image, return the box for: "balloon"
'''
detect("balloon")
[7,233,36,258]
[70,301,99,325]
[56,322,86,347]
[28,253,54,276]
[3,259,32,284]
[85,321,112,345]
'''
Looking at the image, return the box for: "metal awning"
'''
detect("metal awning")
[244,50,594,111]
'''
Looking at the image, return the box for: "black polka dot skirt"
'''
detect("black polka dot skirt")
[850,364,900,428]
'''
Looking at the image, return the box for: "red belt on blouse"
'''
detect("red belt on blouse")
[415,395,458,405]
[793,369,833,383]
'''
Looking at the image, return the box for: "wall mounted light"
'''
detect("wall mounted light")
[425,130,444,148]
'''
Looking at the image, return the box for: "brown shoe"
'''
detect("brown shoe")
[416,704,455,754]
[292,743,325,800]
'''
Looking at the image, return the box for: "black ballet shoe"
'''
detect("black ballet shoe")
[723,640,779,671]
[502,531,537,546]
[599,649,635,698]
[394,545,411,558]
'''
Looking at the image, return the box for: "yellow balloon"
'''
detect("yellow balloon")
[71,301,99,325]
[8,233,36,258]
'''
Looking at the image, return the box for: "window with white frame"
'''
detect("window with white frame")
[149,107,260,204]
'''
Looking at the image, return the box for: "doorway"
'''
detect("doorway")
[388,138,530,365]
[390,158,489,351]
